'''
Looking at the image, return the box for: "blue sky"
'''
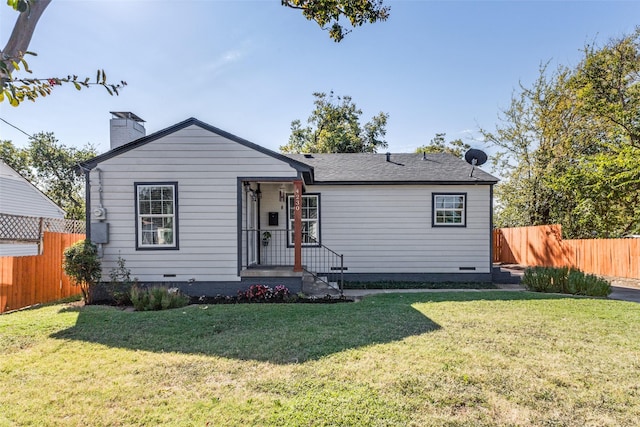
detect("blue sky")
[1,0,638,158]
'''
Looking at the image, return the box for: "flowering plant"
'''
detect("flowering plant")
[237,284,290,302]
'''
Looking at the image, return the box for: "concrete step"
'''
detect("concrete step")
[302,272,342,296]
[492,265,523,284]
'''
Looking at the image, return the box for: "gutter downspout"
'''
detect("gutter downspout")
[489,184,494,276]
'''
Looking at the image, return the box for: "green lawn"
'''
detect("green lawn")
[1,292,639,426]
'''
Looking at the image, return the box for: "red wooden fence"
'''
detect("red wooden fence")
[493,225,640,279]
[0,232,85,313]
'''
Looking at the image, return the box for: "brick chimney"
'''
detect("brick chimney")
[109,112,145,150]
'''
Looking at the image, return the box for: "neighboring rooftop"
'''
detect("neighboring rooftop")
[285,152,498,184]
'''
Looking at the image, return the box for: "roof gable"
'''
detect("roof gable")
[80,118,313,177]
[285,153,498,184]
[0,161,65,217]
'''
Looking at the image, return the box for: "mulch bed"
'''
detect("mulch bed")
[191,295,354,305]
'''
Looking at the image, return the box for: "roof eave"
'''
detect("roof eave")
[308,179,499,185]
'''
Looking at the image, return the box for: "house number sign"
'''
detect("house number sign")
[294,186,301,211]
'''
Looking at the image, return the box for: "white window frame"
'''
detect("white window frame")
[135,182,178,250]
[432,193,466,227]
[287,193,320,246]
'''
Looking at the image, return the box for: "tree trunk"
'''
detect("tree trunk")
[1,0,51,79]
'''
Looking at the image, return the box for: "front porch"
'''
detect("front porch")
[239,179,344,294]
[240,228,344,295]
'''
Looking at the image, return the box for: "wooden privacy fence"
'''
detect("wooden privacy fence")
[493,225,640,279]
[0,232,85,314]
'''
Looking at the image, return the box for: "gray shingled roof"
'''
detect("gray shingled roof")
[285,153,498,184]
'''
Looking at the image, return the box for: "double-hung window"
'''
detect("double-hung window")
[135,183,178,249]
[432,193,466,227]
[287,194,320,246]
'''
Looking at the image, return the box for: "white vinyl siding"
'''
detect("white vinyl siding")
[307,184,492,274]
[0,243,39,257]
[0,162,65,218]
[89,125,299,282]
[0,162,65,258]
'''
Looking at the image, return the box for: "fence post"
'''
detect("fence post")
[37,217,44,255]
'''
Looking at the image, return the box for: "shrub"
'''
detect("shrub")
[522,266,611,296]
[108,255,136,305]
[63,240,101,304]
[130,285,190,311]
[522,267,570,293]
[567,270,612,297]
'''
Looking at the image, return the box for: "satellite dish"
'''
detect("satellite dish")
[464,148,488,166]
[464,149,488,178]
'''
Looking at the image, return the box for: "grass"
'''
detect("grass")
[1,292,639,426]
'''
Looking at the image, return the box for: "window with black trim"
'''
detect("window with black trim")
[287,194,320,246]
[432,193,466,227]
[135,183,178,249]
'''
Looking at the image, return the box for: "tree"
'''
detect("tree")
[63,239,101,304]
[1,139,32,180]
[551,29,640,237]
[483,29,640,238]
[0,134,97,220]
[280,91,389,153]
[2,0,388,105]
[282,0,390,42]
[415,133,470,158]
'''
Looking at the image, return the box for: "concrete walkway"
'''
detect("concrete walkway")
[342,285,524,298]
[609,283,640,303]
[342,282,640,303]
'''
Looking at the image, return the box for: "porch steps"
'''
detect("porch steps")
[492,264,524,284]
[240,266,303,278]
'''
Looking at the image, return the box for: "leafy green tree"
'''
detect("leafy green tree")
[281,91,389,153]
[415,133,471,158]
[1,139,33,180]
[483,29,640,238]
[482,65,566,229]
[0,135,96,220]
[63,239,101,304]
[282,0,390,42]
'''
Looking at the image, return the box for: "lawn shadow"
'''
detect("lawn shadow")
[51,296,441,364]
[50,291,585,364]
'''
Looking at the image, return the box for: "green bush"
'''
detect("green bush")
[522,266,611,296]
[129,285,190,311]
[108,255,136,305]
[567,270,612,297]
[63,240,102,304]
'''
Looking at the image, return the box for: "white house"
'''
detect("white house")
[0,160,66,256]
[80,117,498,295]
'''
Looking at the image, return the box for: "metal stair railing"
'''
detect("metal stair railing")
[301,235,344,296]
[241,229,345,294]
